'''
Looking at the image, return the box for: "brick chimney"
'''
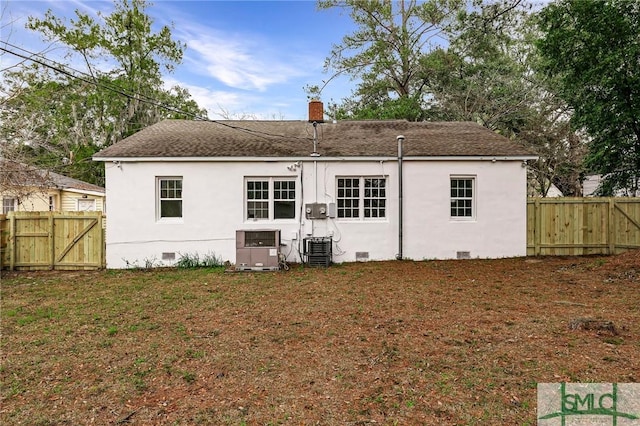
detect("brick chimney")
[308,99,324,123]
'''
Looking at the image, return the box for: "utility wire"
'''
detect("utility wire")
[0,41,315,142]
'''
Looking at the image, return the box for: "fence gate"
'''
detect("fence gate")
[0,211,105,271]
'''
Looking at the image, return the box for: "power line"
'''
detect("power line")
[0,41,314,142]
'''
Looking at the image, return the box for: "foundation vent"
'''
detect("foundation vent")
[355,252,369,262]
[162,252,176,261]
[456,251,471,260]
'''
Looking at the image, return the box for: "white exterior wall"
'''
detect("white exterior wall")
[103,158,528,268]
[402,160,527,260]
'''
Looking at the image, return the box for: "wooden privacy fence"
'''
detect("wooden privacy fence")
[0,211,105,271]
[1,199,638,270]
[527,197,640,256]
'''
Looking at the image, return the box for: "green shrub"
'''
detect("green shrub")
[175,251,223,269]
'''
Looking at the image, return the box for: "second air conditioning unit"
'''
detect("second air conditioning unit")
[304,236,332,267]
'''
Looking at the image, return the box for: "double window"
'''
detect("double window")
[337,177,386,219]
[246,178,296,220]
[158,177,183,219]
[450,177,474,218]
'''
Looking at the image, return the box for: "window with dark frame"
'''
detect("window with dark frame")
[450,177,474,218]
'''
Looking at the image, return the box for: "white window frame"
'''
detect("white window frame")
[245,177,297,221]
[77,198,96,211]
[336,176,387,220]
[157,177,183,222]
[2,198,16,214]
[450,176,476,220]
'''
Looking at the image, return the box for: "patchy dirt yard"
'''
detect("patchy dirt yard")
[1,252,639,425]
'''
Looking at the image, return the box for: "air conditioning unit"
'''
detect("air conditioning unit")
[305,203,328,219]
[304,236,332,267]
[236,229,280,271]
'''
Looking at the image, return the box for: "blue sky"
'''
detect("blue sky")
[1,0,358,120]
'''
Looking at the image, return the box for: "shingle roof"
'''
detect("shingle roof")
[1,160,105,193]
[93,119,536,159]
[49,171,105,193]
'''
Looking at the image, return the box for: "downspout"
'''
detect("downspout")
[396,135,405,260]
[298,162,304,262]
[311,121,320,203]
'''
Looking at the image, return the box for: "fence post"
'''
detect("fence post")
[101,214,106,269]
[608,198,616,254]
[534,198,541,256]
[49,213,55,270]
[9,213,15,271]
[0,215,4,272]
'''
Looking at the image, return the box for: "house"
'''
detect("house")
[583,174,637,197]
[0,161,105,213]
[582,174,602,197]
[528,182,563,197]
[93,107,537,269]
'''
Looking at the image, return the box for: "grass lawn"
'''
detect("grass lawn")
[1,252,639,425]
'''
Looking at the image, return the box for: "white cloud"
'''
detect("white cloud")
[163,77,252,120]
[167,11,319,92]
[185,32,311,92]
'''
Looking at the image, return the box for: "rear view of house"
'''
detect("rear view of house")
[94,111,536,269]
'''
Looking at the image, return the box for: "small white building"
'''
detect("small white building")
[93,111,536,269]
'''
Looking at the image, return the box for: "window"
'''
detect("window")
[247,180,268,219]
[451,177,474,218]
[337,178,359,218]
[246,178,296,220]
[77,199,96,211]
[158,177,183,219]
[2,198,16,214]
[364,178,386,218]
[273,180,295,219]
[337,177,386,219]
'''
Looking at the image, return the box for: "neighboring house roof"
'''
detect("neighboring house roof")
[546,184,564,197]
[48,172,105,194]
[93,119,537,159]
[1,160,105,195]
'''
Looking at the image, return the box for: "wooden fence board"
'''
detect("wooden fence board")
[527,197,640,256]
[1,200,638,270]
[0,215,7,269]
[1,211,104,271]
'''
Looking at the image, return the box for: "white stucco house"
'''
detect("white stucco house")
[93,109,537,269]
